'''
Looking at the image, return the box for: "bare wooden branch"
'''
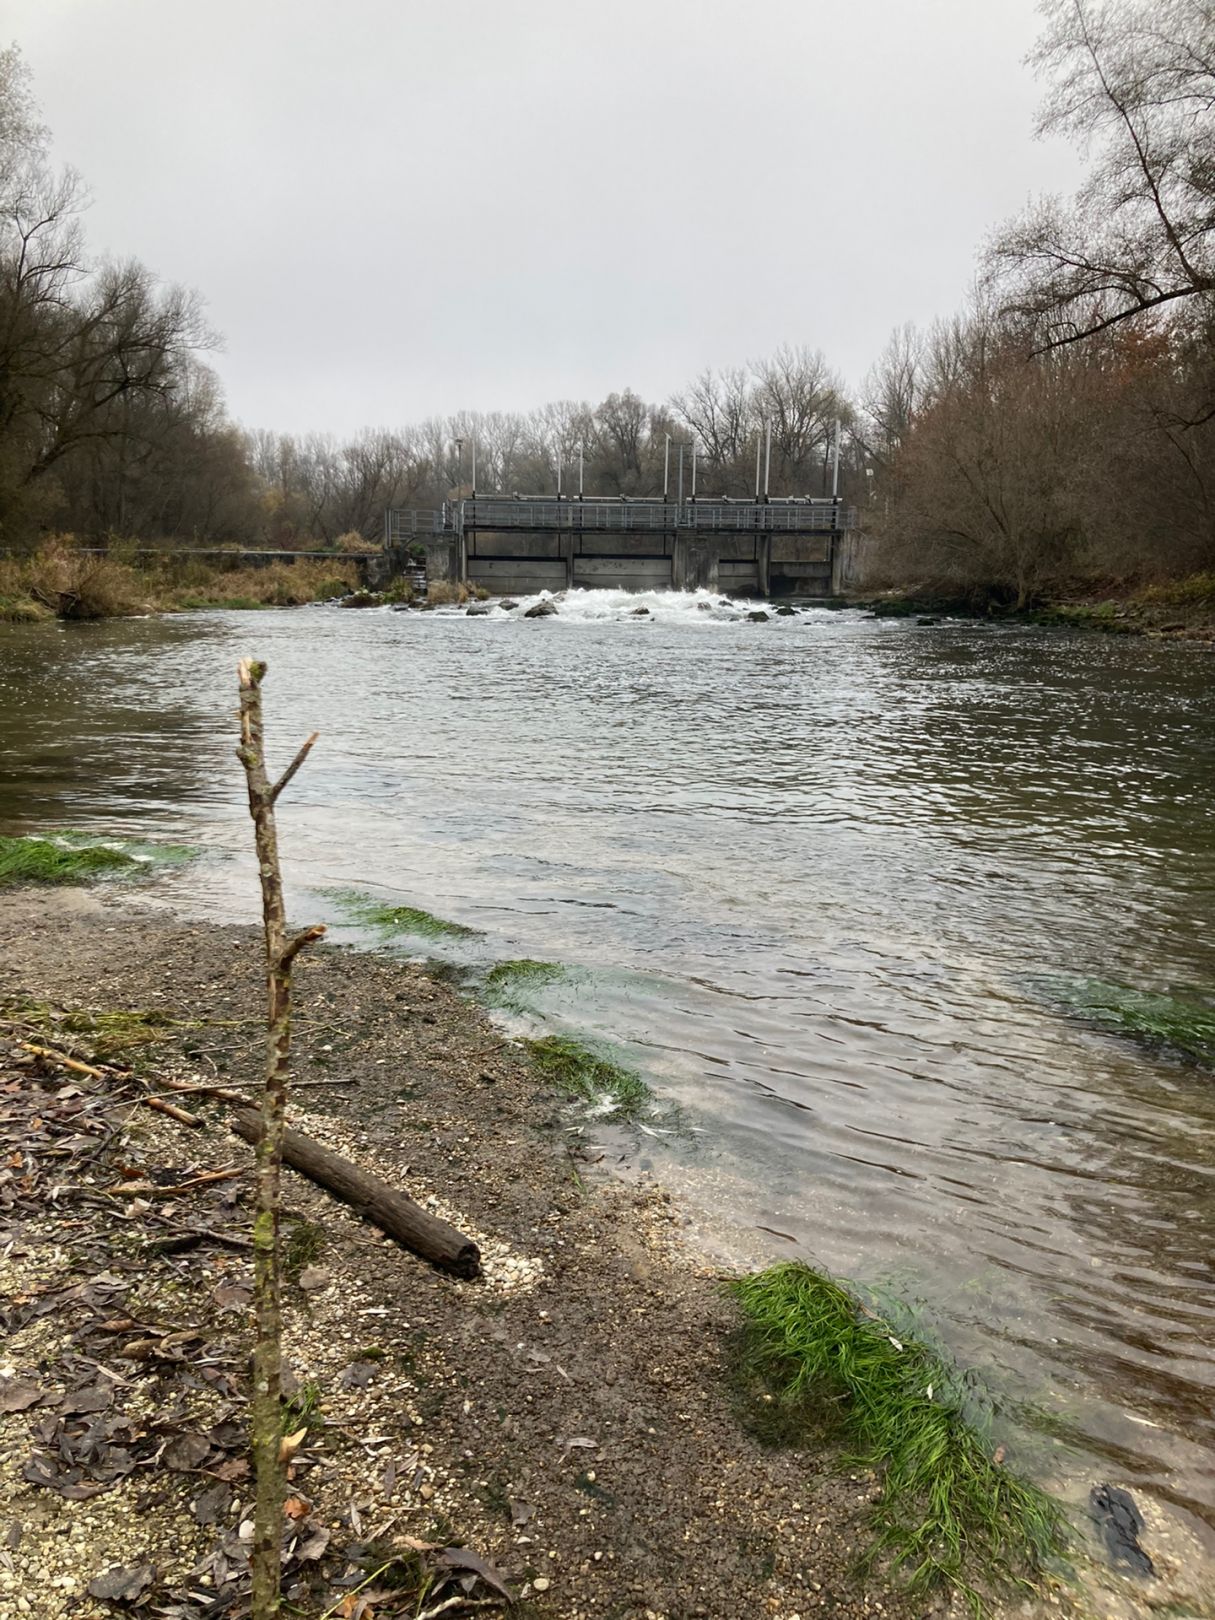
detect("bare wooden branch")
[236,656,325,1620]
[270,730,319,805]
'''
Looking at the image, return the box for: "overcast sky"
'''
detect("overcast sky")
[8,0,1081,438]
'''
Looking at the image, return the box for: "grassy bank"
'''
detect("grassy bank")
[0,541,362,621]
[730,1263,1063,1601]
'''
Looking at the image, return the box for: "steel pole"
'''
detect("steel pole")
[578,444,584,498]
[471,434,477,497]
[691,445,697,501]
[754,431,762,500]
[664,434,670,500]
[831,417,841,498]
[677,443,684,507]
[764,420,772,500]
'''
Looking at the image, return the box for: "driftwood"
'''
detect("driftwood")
[229,1107,481,1280]
[147,1073,483,1279]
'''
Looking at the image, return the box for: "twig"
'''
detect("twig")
[19,1042,111,1079]
[416,1597,503,1620]
[270,730,318,805]
[143,1096,203,1128]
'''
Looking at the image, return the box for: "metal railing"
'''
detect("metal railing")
[385,498,854,541]
[385,508,449,545]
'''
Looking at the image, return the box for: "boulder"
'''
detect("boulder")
[466,603,491,616]
[524,600,558,618]
[747,610,770,623]
[630,606,651,616]
[775,605,797,616]
[916,615,942,626]
[500,599,519,611]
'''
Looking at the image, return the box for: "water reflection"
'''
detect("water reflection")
[0,601,1212,1531]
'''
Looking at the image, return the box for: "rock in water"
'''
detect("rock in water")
[630,606,650,616]
[1089,1484,1155,1576]
[775,605,797,616]
[524,600,557,618]
[466,603,491,615]
[747,610,770,622]
[500,599,519,610]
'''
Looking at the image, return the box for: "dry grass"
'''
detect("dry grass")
[0,539,152,620]
[169,558,357,608]
[0,543,359,619]
[426,580,472,605]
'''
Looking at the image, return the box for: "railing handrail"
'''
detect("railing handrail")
[386,497,856,538]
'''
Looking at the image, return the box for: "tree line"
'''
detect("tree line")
[2,0,1212,603]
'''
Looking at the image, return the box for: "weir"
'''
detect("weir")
[384,496,857,597]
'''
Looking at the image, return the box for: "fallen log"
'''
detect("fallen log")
[228,1107,481,1280]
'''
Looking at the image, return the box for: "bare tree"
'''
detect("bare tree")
[990,0,1215,349]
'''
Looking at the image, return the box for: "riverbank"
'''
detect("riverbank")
[2,884,1210,1619]
[852,574,1215,638]
[0,886,933,1620]
[0,545,365,621]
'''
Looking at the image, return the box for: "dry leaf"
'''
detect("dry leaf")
[279,1426,308,1465]
[284,1495,311,1520]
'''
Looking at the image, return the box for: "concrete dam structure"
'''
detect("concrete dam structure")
[386,496,856,598]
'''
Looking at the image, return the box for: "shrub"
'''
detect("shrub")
[13,538,151,619]
[335,530,380,555]
[427,580,471,605]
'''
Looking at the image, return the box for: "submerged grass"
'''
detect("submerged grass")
[0,836,138,886]
[524,1034,652,1121]
[483,958,570,1011]
[1045,975,1215,1065]
[729,1263,1062,1602]
[0,831,198,888]
[329,889,479,940]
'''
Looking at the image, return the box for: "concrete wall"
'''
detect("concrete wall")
[423,526,839,598]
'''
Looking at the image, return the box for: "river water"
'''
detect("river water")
[1,592,1212,1544]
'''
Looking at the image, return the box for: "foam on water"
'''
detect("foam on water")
[439,587,802,622]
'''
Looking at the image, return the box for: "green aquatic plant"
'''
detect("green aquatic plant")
[1045,976,1215,1065]
[0,830,199,888]
[483,958,570,1011]
[0,835,139,886]
[729,1263,1063,1601]
[524,1034,652,1121]
[330,889,479,940]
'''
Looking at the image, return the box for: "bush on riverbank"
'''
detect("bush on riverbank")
[169,558,357,609]
[0,542,359,619]
[730,1262,1062,1599]
[0,539,153,620]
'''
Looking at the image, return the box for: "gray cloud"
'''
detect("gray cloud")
[8,0,1082,435]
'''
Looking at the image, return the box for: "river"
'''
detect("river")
[1,591,1212,1548]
